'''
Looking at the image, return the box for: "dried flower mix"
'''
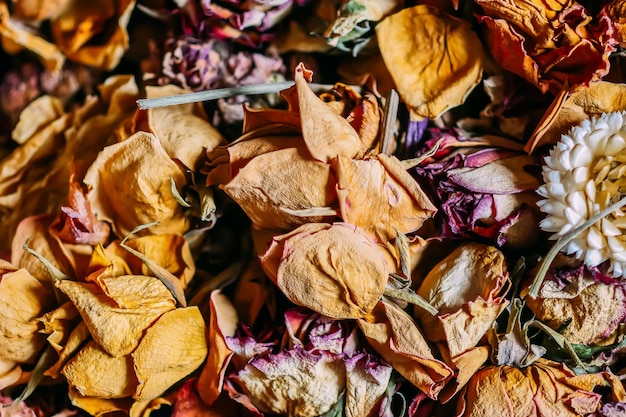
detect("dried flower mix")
[3,1,626,417]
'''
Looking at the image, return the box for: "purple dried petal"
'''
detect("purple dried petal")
[600,402,626,417]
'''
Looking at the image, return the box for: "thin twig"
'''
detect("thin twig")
[137,82,296,110]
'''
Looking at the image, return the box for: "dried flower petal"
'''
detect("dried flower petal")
[232,348,345,417]
[475,0,616,94]
[145,85,225,171]
[415,243,510,357]
[132,307,208,401]
[62,340,138,399]
[358,300,453,399]
[376,5,483,119]
[261,223,393,319]
[83,132,189,237]
[55,275,176,357]
[335,153,437,242]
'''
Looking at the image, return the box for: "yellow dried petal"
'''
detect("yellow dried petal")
[376,5,483,119]
[56,276,175,356]
[146,85,225,171]
[263,223,392,319]
[415,243,509,356]
[83,131,189,237]
[62,340,138,399]
[132,307,208,401]
[223,148,337,230]
[526,278,626,345]
[0,268,55,364]
[335,154,437,242]
[294,64,366,162]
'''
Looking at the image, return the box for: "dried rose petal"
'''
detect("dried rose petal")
[358,300,453,399]
[260,223,393,319]
[457,360,622,417]
[376,5,484,119]
[83,131,189,237]
[475,0,616,94]
[335,153,437,242]
[231,348,345,417]
[415,243,510,357]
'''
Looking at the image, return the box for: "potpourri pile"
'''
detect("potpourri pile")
[3,0,626,416]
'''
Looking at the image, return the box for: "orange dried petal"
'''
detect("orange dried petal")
[357,300,453,399]
[376,5,483,119]
[146,85,225,171]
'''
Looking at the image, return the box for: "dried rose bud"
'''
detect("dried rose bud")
[181,0,308,48]
[415,130,542,248]
[457,360,621,417]
[475,0,617,94]
[260,222,394,319]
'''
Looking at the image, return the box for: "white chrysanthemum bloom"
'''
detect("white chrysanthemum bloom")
[537,111,626,277]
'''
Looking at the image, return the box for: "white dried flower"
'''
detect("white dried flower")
[537,111,626,277]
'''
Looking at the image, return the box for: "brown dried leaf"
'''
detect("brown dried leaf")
[376,5,483,119]
[83,131,189,237]
[335,153,437,242]
[132,307,208,401]
[63,340,138,399]
[44,320,90,379]
[526,81,626,153]
[261,223,393,319]
[146,85,225,171]
[55,275,176,356]
[67,388,134,417]
[415,243,510,357]
[357,300,452,399]
[197,290,239,405]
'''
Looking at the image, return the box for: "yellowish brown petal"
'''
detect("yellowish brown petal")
[83,131,188,237]
[376,5,483,119]
[262,223,392,319]
[55,276,175,356]
[357,300,453,399]
[145,85,225,171]
[335,154,437,242]
[198,291,239,405]
[132,307,208,401]
[62,340,138,399]
[415,243,510,357]
[294,64,365,162]
[222,148,338,230]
